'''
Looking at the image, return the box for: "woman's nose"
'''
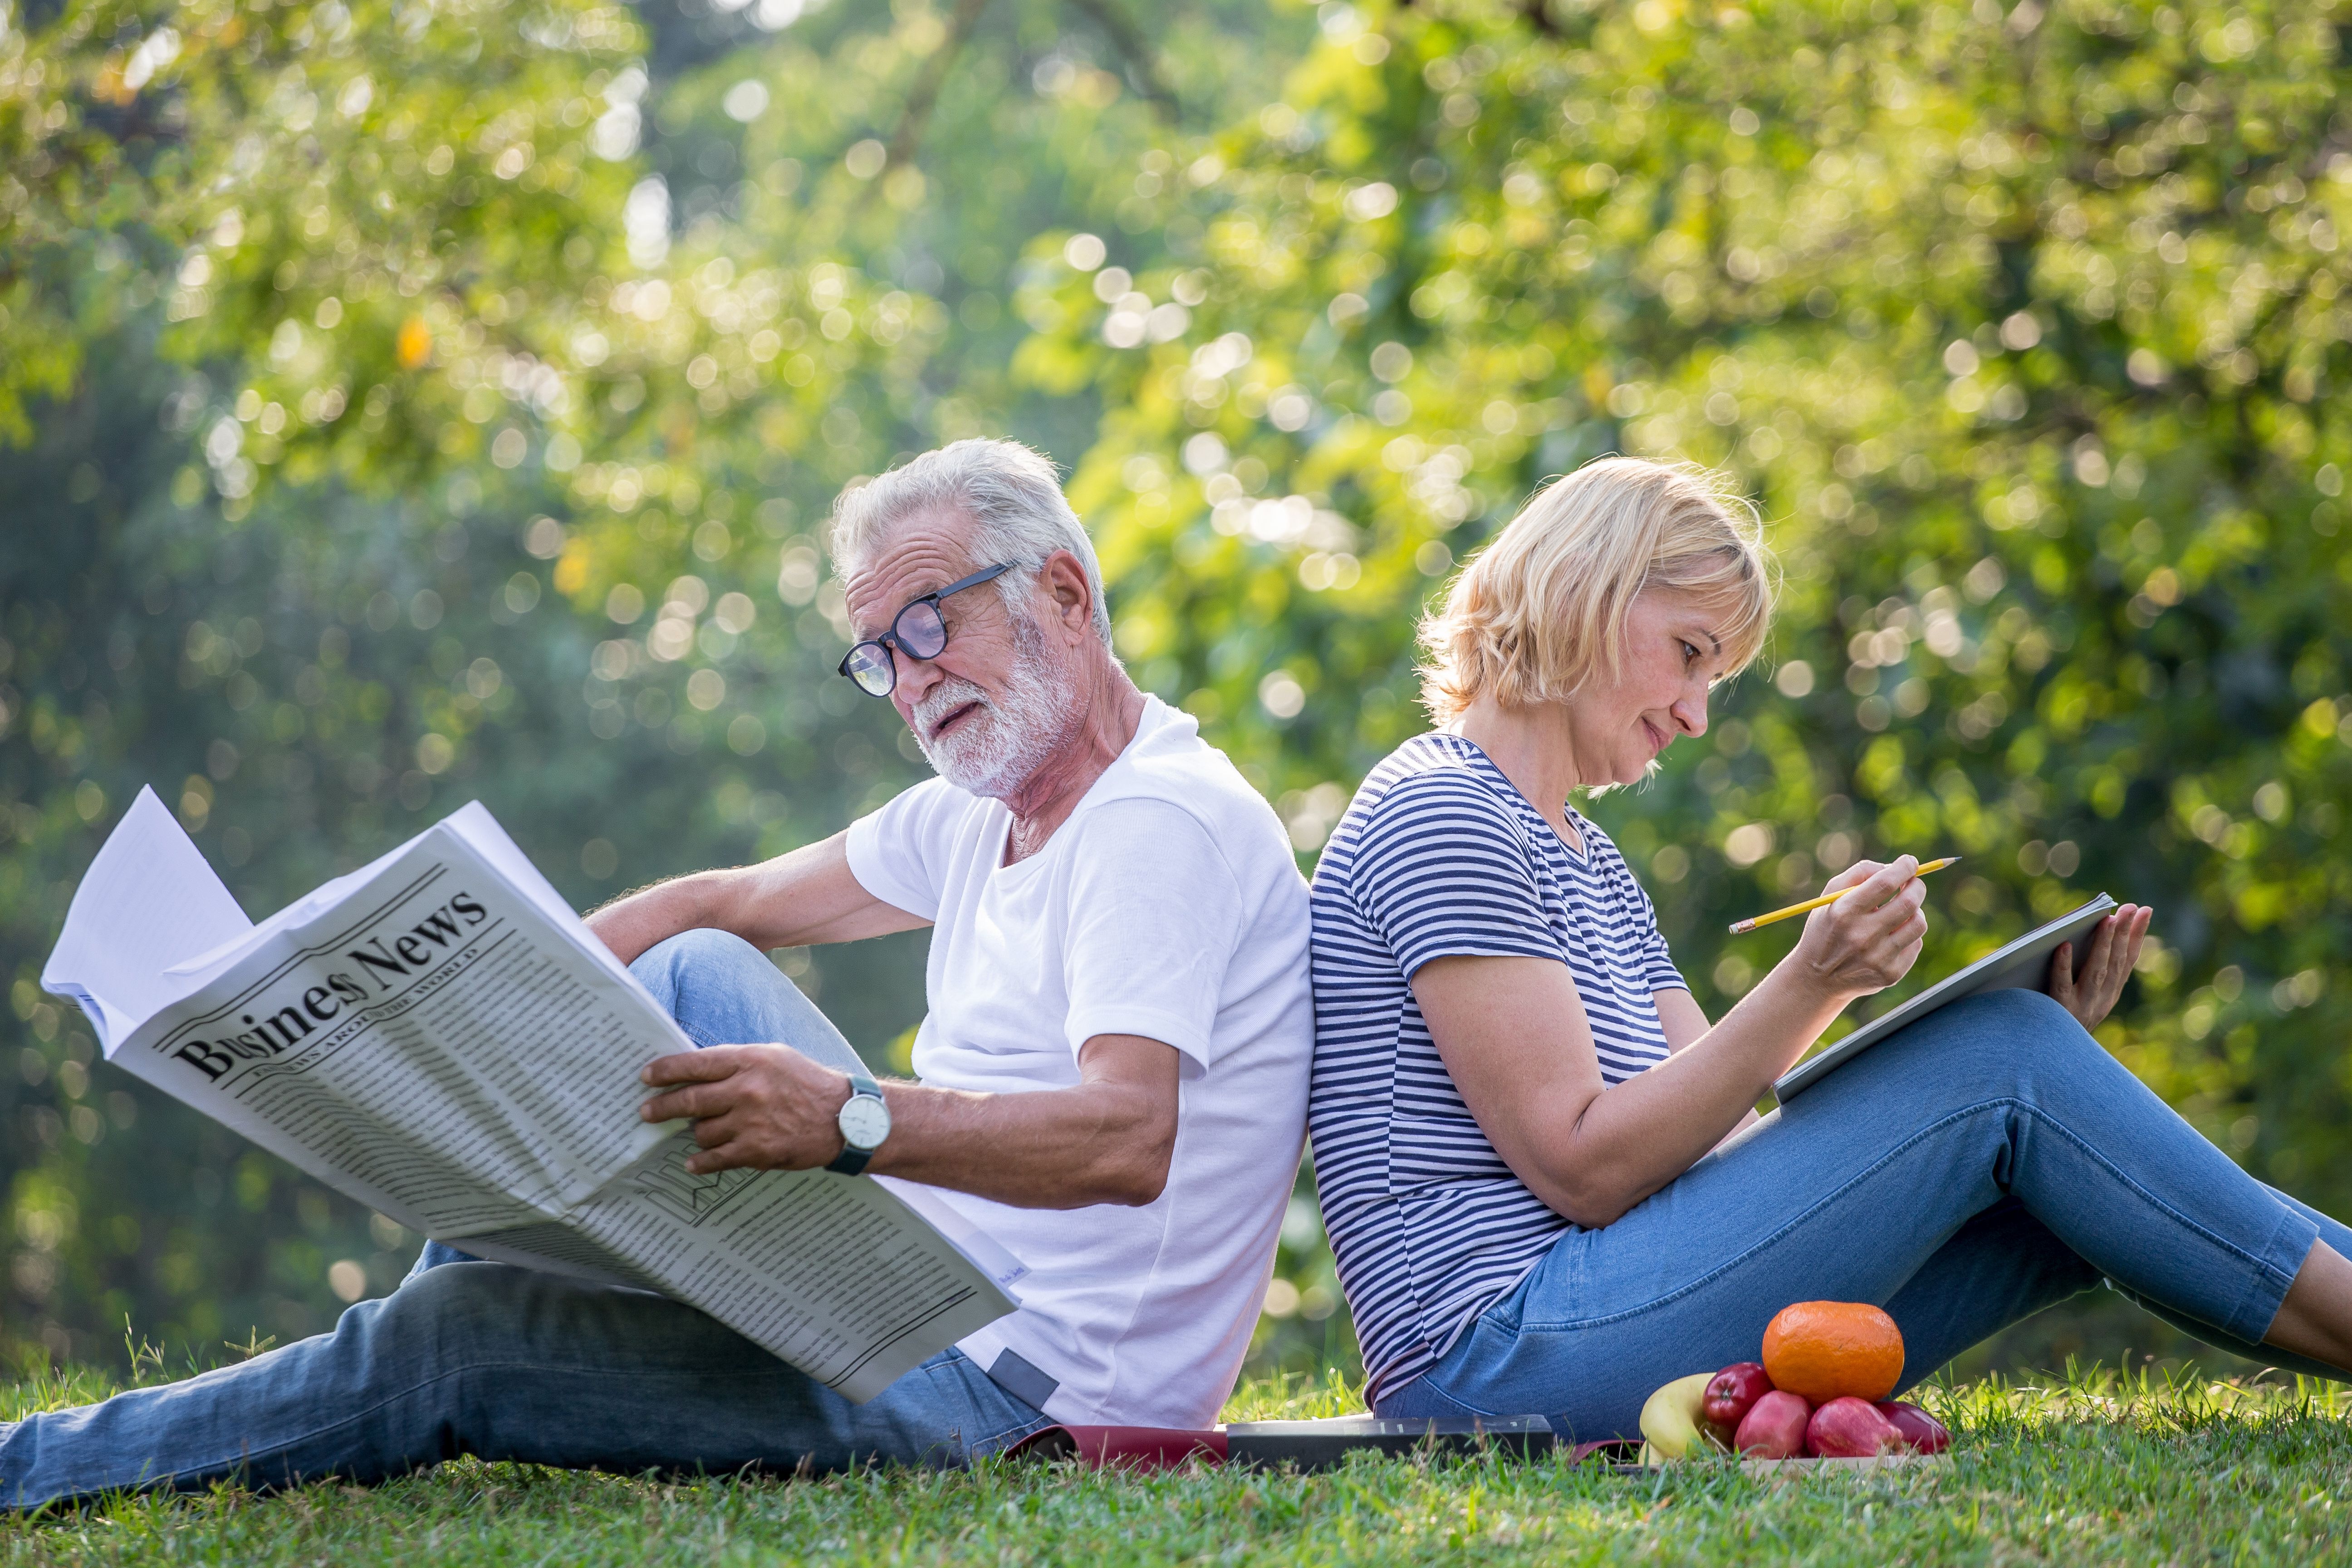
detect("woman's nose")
[1673,689,1710,737]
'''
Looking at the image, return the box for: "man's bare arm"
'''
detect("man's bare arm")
[584,831,929,966]
[636,1033,1181,1208]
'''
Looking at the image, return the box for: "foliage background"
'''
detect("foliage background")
[4,0,2348,1387]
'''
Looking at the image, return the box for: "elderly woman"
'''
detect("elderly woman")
[1308,456,2352,1435]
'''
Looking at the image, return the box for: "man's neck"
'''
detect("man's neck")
[1000,655,1148,865]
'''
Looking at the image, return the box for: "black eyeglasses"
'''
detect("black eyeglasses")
[836,562,1017,697]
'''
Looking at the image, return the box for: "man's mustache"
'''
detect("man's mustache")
[913,678,991,741]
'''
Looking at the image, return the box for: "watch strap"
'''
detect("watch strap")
[827,1072,884,1176]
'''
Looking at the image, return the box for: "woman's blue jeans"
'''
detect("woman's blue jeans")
[0,931,1048,1509]
[1378,988,2350,1439]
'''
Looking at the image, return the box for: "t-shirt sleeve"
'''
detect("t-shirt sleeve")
[1349,773,1567,980]
[1057,798,1246,1069]
[844,777,961,922]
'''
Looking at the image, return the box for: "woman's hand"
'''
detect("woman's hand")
[1785,857,1930,1005]
[2046,904,2153,1032]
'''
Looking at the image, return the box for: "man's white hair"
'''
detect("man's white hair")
[828,438,1113,646]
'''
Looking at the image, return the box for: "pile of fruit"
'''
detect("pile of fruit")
[1637,1301,1952,1462]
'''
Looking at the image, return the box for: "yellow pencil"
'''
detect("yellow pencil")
[1727,857,1961,935]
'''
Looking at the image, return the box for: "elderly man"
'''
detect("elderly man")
[0,439,1312,1504]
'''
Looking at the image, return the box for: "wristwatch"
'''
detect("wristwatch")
[827,1073,891,1176]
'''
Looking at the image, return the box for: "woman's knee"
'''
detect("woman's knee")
[1893,987,2113,1096]
[1955,985,2086,1043]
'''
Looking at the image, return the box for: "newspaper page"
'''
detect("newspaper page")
[44,789,1022,1401]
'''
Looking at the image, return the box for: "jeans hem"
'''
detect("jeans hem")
[965,1416,1057,1460]
[2227,1203,2322,1347]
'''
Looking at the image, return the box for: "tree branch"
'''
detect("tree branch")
[1061,0,1181,123]
[884,0,995,172]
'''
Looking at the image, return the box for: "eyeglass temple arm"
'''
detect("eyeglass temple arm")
[835,561,1019,680]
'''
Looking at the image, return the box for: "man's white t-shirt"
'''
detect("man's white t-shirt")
[845,696,1312,1429]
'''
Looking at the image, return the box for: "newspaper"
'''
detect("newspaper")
[41,787,1024,1401]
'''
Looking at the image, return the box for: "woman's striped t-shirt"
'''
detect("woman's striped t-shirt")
[1307,733,1687,1405]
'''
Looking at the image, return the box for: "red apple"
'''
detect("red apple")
[1703,1361,1773,1430]
[1732,1389,1812,1459]
[1806,1395,1906,1458]
[1875,1400,1951,1454]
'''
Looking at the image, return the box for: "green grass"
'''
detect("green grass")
[4,1366,2348,1563]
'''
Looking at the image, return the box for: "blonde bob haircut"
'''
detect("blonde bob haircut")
[1418,456,1774,725]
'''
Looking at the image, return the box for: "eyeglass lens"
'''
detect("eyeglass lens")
[843,599,954,696]
[844,643,895,696]
[894,600,948,659]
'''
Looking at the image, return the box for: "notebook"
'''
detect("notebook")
[1770,893,2120,1103]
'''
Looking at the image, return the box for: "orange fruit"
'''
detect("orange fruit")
[1760,1301,1904,1402]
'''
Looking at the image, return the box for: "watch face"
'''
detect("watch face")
[837,1093,891,1151]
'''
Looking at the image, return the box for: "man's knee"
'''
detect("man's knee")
[630,928,771,1008]
[369,1259,526,1366]
[630,926,858,1068]
[632,926,768,980]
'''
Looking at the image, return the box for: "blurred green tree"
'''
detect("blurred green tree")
[8,0,2350,1389]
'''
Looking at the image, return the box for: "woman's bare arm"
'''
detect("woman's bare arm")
[1655,987,1710,1051]
[1655,988,1768,1152]
[1414,858,1928,1228]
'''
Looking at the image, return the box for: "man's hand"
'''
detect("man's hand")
[639,1033,1181,1205]
[639,1045,853,1175]
[2046,904,2153,1032]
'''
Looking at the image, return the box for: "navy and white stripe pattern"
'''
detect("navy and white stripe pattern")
[1307,734,1687,1404]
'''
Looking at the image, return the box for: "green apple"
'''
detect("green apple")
[1637,1372,1724,1460]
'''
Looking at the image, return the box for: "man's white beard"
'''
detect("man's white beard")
[909,642,1078,800]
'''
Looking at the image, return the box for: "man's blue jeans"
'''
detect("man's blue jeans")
[1379,988,2352,1438]
[0,931,1048,1509]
